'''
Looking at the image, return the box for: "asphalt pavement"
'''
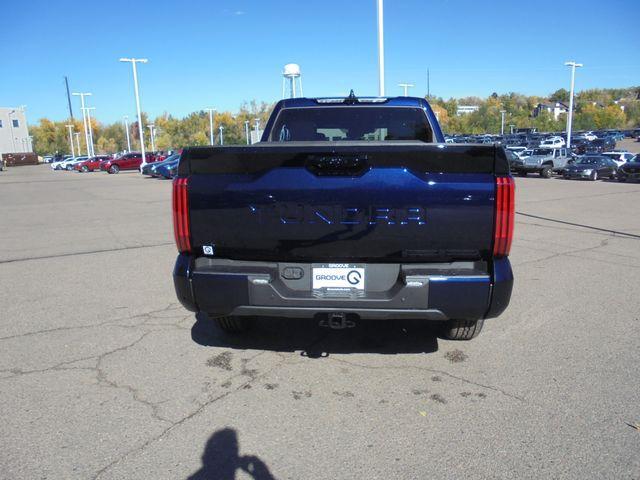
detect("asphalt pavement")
[0,165,638,479]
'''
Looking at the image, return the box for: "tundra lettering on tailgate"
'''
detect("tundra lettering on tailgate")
[249,204,426,225]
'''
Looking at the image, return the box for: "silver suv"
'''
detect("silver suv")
[511,147,571,178]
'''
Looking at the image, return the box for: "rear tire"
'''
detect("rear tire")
[618,176,626,182]
[214,315,249,333]
[518,171,527,177]
[108,165,120,174]
[443,319,484,340]
[590,171,598,181]
[81,165,89,172]
[540,166,552,178]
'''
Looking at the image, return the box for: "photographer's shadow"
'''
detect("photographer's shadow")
[191,313,439,356]
[188,428,275,480]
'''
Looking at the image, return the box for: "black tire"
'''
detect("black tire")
[617,176,626,182]
[66,165,73,171]
[540,166,552,178]
[590,170,598,181]
[108,164,120,174]
[518,171,528,177]
[214,315,249,333]
[443,319,484,340]
[81,165,89,172]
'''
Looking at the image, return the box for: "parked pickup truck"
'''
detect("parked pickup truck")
[510,147,571,177]
[172,94,514,340]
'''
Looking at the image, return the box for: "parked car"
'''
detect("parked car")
[54,156,87,170]
[73,155,112,172]
[585,138,615,153]
[100,152,157,174]
[155,157,180,179]
[617,158,640,182]
[516,149,533,159]
[511,147,571,177]
[601,151,636,167]
[172,94,514,341]
[563,156,617,181]
[539,136,565,148]
[141,153,180,176]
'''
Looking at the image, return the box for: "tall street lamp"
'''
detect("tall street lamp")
[376,0,385,96]
[123,115,131,152]
[398,83,414,96]
[74,132,81,155]
[500,110,507,135]
[147,124,156,151]
[244,120,250,144]
[65,124,75,156]
[119,57,148,168]
[83,107,96,156]
[72,92,92,155]
[564,61,583,152]
[219,125,224,146]
[205,108,216,145]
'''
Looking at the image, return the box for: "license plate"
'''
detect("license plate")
[312,264,365,290]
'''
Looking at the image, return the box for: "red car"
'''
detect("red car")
[74,155,112,172]
[100,152,159,174]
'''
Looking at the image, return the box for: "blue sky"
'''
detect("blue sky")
[2,0,638,123]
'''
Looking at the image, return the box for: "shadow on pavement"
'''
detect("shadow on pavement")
[188,428,276,480]
[191,313,439,357]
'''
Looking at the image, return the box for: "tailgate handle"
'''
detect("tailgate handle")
[306,155,368,176]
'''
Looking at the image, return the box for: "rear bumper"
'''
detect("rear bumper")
[173,256,513,321]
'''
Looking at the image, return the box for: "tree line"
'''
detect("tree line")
[31,87,640,155]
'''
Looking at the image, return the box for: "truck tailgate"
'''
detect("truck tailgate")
[179,142,509,263]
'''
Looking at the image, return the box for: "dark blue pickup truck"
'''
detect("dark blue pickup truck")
[172,94,514,340]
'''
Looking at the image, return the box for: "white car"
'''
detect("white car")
[517,149,533,159]
[539,136,566,148]
[601,151,636,167]
[56,156,87,170]
[51,157,71,170]
[506,146,527,154]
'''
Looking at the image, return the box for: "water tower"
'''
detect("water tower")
[282,63,303,98]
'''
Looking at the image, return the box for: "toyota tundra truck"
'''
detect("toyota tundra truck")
[172,94,514,340]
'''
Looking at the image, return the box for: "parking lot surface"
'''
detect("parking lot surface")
[1,165,639,479]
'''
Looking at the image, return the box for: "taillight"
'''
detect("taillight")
[172,177,191,253]
[493,176,515,257]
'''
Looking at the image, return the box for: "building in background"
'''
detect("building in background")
[456,105,480,116]
[532,102,568,121]
[0,107,31,155]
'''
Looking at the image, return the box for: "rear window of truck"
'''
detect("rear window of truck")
[270,107,433,143]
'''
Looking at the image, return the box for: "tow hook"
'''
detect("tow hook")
[319,312,356,330]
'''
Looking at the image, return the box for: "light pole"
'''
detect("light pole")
[147,124,156,151]
[72,92,92,155]
[398,83,414,96]
[564,61,583,152]
[500,110,506,135]
[65,124,75,156]
[74,132,81,154]
[254,118,261,142]
[123,115,131,152]
[120,57,148,168]
[244,120,250,144]
[83,107,96,156]
[205,108,216,145]
[219,125,224,146]
[376,0,385,96]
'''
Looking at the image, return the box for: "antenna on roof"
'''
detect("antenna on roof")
[344,90,359,105]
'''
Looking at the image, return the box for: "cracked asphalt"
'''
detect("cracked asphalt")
[1,165,639,479]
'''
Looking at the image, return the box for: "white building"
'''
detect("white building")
[456,105,479,116]
[533,102,568,120]
[0,107,31,155]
